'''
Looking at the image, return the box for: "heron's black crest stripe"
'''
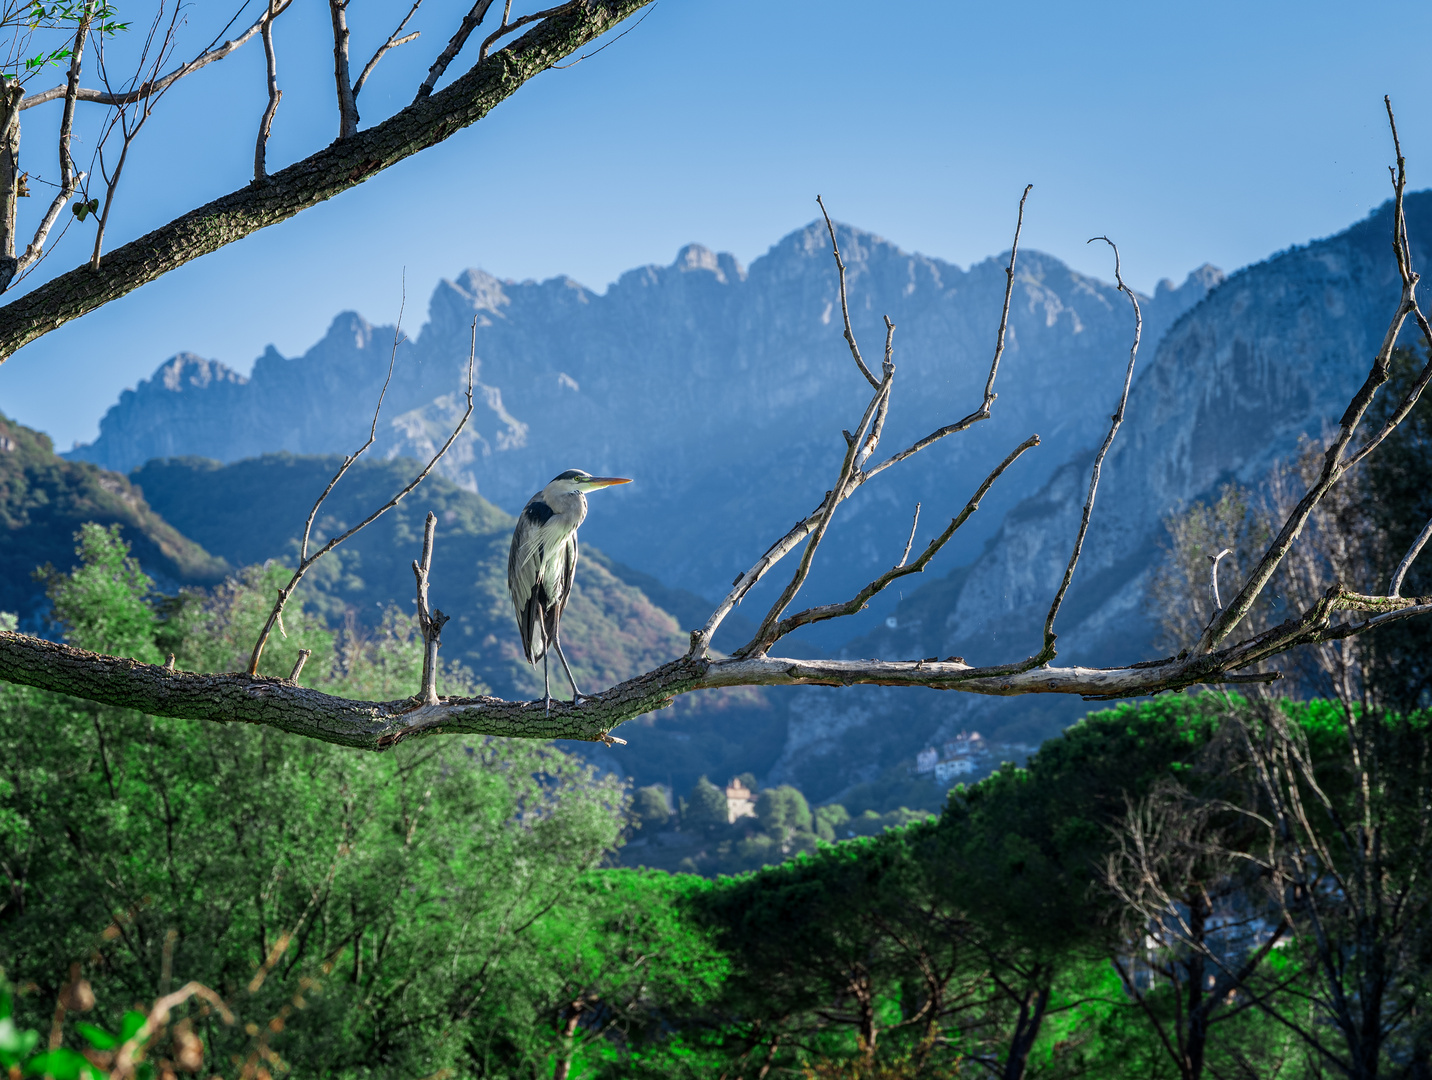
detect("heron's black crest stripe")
[552,469,589,481]
[524,500,555,526]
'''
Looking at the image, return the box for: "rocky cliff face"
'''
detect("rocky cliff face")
[68,223,1217,650]
[765,192,1432,802]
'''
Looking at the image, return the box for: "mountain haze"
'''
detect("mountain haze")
[69,223,1220,651]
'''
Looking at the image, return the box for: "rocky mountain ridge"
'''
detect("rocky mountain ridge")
[765,192,1432,804]
[68,222,1220,651]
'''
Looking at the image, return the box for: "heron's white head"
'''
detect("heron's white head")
[540,470,632,513]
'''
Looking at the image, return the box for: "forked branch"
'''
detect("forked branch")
[1198,98,1425,654]
[247,317,477,675]
[695,186,1035,654]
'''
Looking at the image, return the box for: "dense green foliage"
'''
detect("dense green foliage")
[5,527,1432,1078]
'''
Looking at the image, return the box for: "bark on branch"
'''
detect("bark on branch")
[0,0,652,362]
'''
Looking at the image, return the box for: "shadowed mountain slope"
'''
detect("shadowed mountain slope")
[0,413,227,629]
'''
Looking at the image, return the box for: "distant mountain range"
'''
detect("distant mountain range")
[66,222,1221,651]
[38,199,1432,804]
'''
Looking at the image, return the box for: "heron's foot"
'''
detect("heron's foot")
[543,692,552,716]
[570,692,588,707]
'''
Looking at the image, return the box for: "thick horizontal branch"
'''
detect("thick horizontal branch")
[0,0,650,362]
[9,613,1417,749]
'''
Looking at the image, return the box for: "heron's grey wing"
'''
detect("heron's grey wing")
[557,532,578,622]
[508,503,552,663]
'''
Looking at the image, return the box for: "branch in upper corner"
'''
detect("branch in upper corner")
[1041,236,1143,658]
[20,1,298,111]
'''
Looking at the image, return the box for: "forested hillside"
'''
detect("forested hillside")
[0,413,226,629]
[4,530,1425,1077]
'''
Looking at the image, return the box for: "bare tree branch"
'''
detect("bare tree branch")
[694,187,1034,653]
[735,371,891,657]
[897,502,921,569]
[1208,547,1233,613]
[412,510,451,705]
[1199,98,1421,654]
[1389,514,1432,597]
[764,434,1039,644]
[88,2,184,270]
[413,0,499,103]
[329,0,358,139]
[353,0,423,101]
[247,316,476,675]
[1041,235,1143,656]
[254,0,282,181]
[860,183,1032,483]
[479,1,569,63]
[816,193,880,390]
[0,0,652,360]
[19,0,296,110]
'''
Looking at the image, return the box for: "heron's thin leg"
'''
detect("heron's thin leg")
[553,632,583,703]
[543,648,552,716]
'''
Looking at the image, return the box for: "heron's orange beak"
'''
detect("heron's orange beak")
[578,476,632,492]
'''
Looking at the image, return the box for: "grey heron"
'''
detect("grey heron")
[508,469,632,711]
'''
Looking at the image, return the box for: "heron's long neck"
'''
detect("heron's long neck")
[549,489,587,529]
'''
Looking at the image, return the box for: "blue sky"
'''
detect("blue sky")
[0,0,1429,448]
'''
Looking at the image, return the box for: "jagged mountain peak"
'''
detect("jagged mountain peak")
[150,352,247,393]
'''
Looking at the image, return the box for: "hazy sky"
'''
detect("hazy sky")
[0,0,1429,448]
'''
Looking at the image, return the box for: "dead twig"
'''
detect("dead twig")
[1389,514,1432,597]
[764,434,1039,644]
[248,310,476,675]
[1041,235,1142,658]
[254,0,282,181]
[816,193,881,390]
[897,503,921,569]
[694,187,1033,654]
[1208,547,1234,613]
[413,0,499,102]
[354,0,423,100]
[412,511,451,705]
